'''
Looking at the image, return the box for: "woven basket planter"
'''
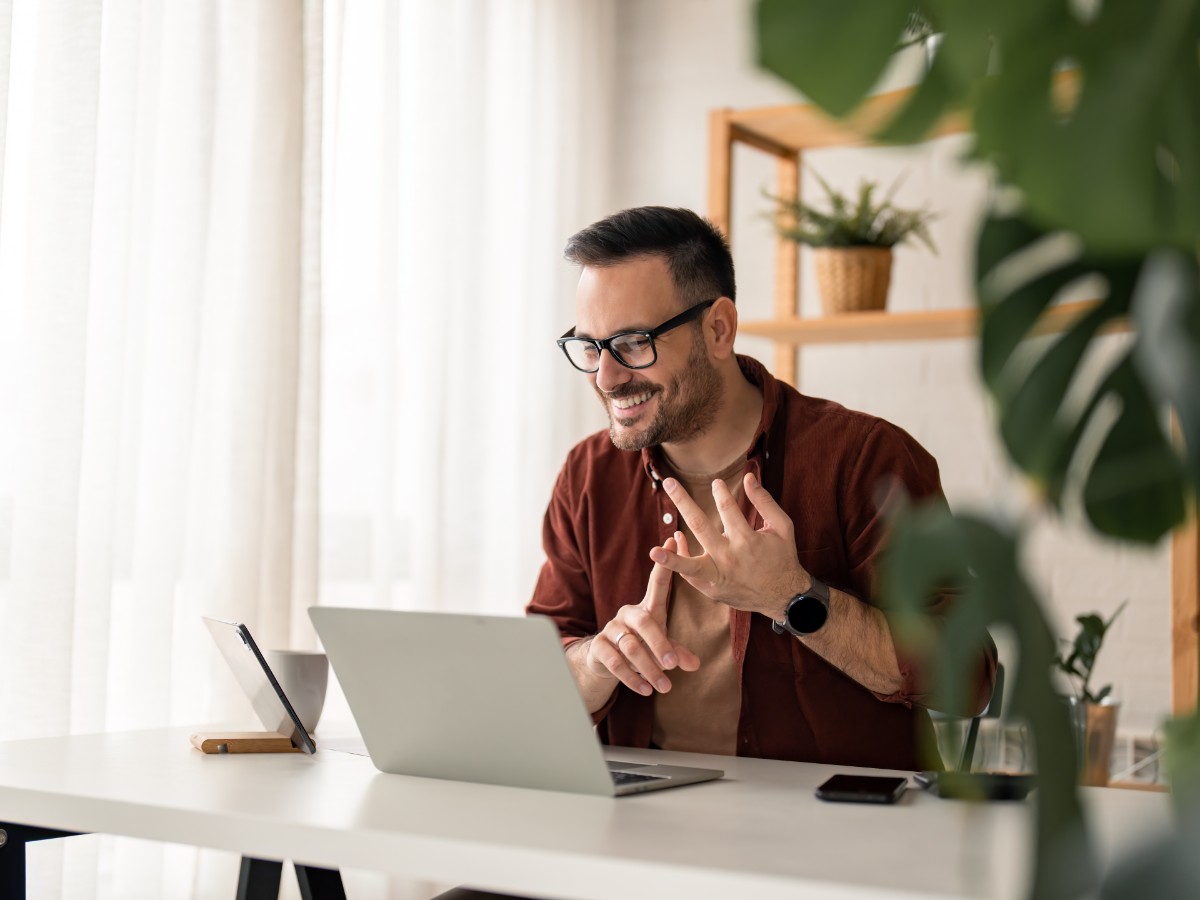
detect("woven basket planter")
[812,246,893,315]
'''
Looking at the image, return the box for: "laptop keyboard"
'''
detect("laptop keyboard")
[610,770,669,786]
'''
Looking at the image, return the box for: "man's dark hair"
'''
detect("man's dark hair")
[563,206,736,308]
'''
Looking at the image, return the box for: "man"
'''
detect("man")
[527,206,996,771]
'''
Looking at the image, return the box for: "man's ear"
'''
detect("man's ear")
[706,297,738,360]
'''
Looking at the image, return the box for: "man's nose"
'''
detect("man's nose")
[594,348,632,393]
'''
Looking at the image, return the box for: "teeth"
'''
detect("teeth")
[612,391,652,410]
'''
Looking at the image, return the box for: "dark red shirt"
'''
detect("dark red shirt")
[528,355,995,771]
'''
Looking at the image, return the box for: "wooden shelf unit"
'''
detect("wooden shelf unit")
[737,300,1126,346]
[707,92,1198,718]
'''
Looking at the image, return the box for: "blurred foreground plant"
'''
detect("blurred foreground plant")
[755,1,1200,897]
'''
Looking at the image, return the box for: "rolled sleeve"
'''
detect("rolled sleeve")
[841,421,997,712]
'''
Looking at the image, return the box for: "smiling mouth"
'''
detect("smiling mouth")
[610,390,654,412]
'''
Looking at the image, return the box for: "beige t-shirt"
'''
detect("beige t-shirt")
[651,456,745,755]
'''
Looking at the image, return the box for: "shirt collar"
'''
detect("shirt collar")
[639,354,781,487]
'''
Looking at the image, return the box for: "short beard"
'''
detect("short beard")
[604,335,722,451]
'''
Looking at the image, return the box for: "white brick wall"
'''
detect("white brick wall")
[609,0,1173,735]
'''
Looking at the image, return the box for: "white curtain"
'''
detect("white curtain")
[1,0,612,897]
[319,0,613,619]
[0,0,321,896]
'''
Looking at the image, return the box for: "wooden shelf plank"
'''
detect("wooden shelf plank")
[728,92,969,153]
[1107,780,1169,793]
[727,72,1077,154]
[738,300,1125,346]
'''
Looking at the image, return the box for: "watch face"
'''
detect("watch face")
[786,594,829,634]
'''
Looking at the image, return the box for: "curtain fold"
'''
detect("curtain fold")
[0,0,320,895]
[0,0,12,235]
[320,0,614,618]
[292,0,324,648]
[3,0,104,742]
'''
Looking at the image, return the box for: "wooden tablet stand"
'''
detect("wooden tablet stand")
[190,732,303,754]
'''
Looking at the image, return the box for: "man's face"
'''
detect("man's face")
[574,255,722,451]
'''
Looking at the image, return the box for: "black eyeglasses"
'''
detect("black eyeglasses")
[556,298,717,373]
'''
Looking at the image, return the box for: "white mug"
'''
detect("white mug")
[265,650,329,735]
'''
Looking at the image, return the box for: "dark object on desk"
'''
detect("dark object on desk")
[201,616,317,755]
[815,774,908,804]
[915,770,1037,801]
[929,662,1006,772]
[918,663,1035,800]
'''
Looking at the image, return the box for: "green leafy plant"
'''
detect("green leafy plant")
[1053,602,1127,705]
[770,173,937,251]
[753,1,1200,897]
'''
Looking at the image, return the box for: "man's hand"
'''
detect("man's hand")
[575,535,700,701]
[649,472,810,619]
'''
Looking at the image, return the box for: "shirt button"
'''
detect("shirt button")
[663,513,674,525]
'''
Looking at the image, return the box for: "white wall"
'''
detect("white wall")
[609,0,1172,736]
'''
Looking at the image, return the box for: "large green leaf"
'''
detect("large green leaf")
[875,45,960,146]
[883,503,1094,899]
[1082,358,1189,540]
[1014,0,1200,252]
[754,1,1200,254]
[975,211,1188,542]
[971,2,1200,253]
[1131,250,1200,489]
[755,0,912,117]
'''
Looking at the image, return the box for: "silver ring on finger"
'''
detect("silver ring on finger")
[611,631,628,647]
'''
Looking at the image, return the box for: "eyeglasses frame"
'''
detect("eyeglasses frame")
[556,297,719,373]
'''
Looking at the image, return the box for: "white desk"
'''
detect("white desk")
[0,727,1174,899]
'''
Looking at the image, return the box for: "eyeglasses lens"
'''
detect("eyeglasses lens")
[609,334,655,368]
[564,340,601,372]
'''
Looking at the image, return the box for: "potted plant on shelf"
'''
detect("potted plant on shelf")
[1053,602,1127,786]
[770,172,936,316]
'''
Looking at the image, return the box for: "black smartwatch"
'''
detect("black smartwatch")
[772,576,831,637]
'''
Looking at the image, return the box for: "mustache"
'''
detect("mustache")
[600,383,661,401]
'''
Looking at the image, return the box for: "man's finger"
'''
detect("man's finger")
[711,478,754,542]
[593,636,655,696]
[662,478,720,551]
[637,540,687,671]
[642,536,677,621]
[674,530,690,556]
[744,471,793,534]
[614,632,673,693]
[671,640,701,672]
[648,544,716,582]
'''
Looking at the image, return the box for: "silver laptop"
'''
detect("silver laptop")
[202,616,317,754]
[308,607,724,796]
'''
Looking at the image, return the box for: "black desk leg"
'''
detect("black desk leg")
[0,823,83,900]
[0,831,339,900]
[237,856,347,900]
[295,864,348,900]
[237,857,283,900]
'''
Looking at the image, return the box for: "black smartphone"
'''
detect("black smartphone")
[815,774,908,804]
